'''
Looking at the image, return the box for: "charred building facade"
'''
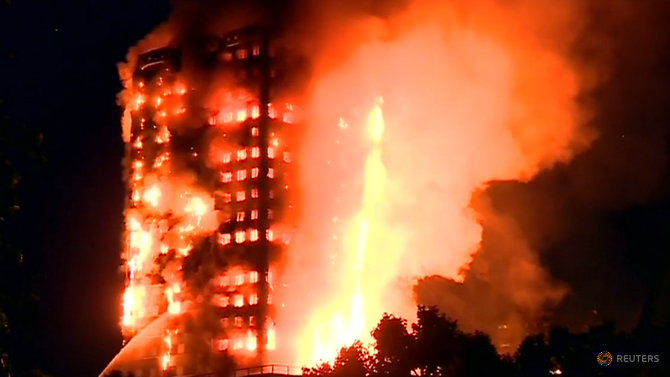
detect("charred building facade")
[113,25,305,377]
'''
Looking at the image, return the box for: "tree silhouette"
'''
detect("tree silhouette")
[411,306,461,377]
[370,314,413,377]
[458,331,501,377]
[305,341,370,377]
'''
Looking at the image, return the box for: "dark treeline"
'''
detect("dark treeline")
[302,306,669,377]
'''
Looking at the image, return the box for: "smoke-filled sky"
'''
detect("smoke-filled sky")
[1,0,669,375]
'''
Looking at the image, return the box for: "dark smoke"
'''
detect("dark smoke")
[415,0,670,348]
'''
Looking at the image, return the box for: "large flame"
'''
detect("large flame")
[296,98,390,363]
[283,2,591,365]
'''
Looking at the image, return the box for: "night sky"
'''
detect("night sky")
[1,0,670,376]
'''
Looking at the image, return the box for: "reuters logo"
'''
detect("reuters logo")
[598,351,613,366]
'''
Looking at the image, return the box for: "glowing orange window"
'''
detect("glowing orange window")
[237,149,247,161]
[250,229,259,241]
[218,233,231,245]
[237,170,247,181]
[236,191,246,202]
[249,293,259,305]
[235,231,245,243]
[249,271,259,283]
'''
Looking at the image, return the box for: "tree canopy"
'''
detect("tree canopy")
[303,306,669,377]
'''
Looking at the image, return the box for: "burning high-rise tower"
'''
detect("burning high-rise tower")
[104,25,306,377]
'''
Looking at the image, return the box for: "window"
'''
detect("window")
[268,147,275,159]
[221,275,230,286]
[220,296,229,307]
[251,168,259,178]
[269,104,276,118]
[236,191,246,202]
[282,233,291,245]
[236,170,247,181]
[268,209,273,219]
[251,106,260,119]
[269,190,275,199]
[251,189,258,198]
[237,149,247,161]
[249,315,256,326]
[223,193,232,203]
[223,152,232,163]
[252,45,260,56]
[235,274,245,286]
[234,338,244,350]
[235,231,245,243]
[237,109,247,122]
[235,316,243,327]
[249,271,259,283]
[268,168,275,179]
[266,229,274,241]
[267,294,272,304]
[217,338,228,351]
[221,317,229,327]
[252,127,259,136]
[236,212,245,222]
[251,210,258,220]
[283,151,291,163]
[234,295,244,307]
[218,233,231,245]
[250,229,259,241]
[251,147,260,158]
[223,52,233,61]
[222,172,232,183]
[237,49,247,59]
[249,293,259,305]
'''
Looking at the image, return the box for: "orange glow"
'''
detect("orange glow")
[117,0,591,366]
[281,0,590,366]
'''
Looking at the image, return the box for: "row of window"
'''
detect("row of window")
[218,292,265,308]
[219,187,278,204]
[220,315,273,329]
[221,146,288,163]
[218,271,266,286]
[221,45,261,62]
[210,106,293,124]
[217,271,274,287]
[218,229,277,244]
[221,166,277,182]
